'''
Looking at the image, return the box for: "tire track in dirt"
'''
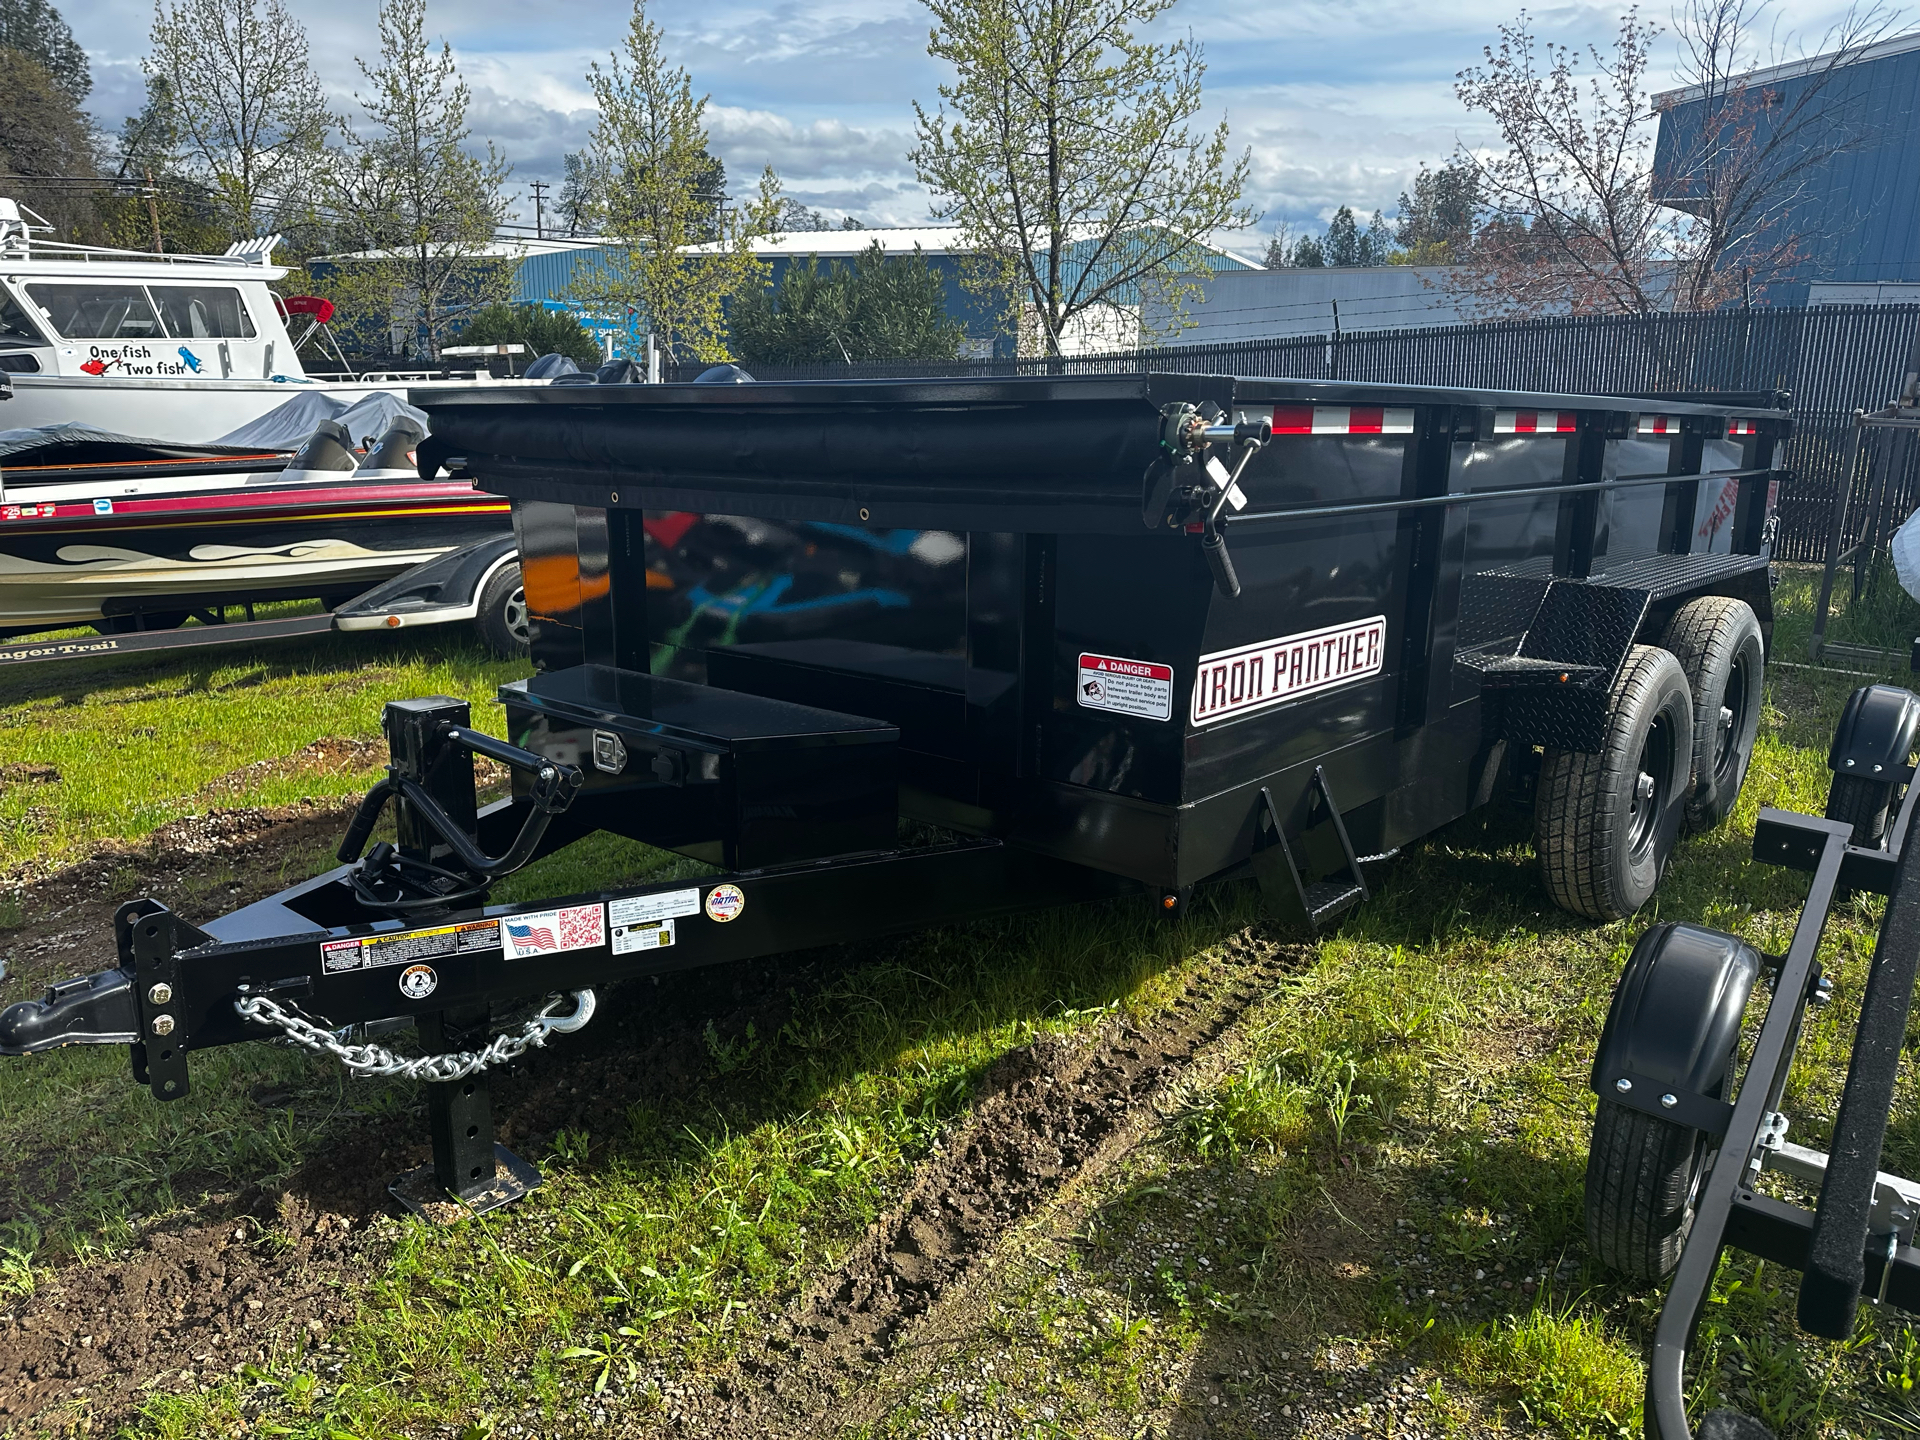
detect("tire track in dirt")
[668,925,1311,1438]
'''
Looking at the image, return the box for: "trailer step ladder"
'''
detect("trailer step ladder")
[1253,767,1370,930]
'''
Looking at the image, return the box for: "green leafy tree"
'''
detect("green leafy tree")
[1322,206,1361,266]
[558,149,602,235]
[335,0,513,357]
[730,242,964,365]
[0,0,98,240]
[910,0,1253,357]
[0,0,87,100]
[1290,234,1324,267]
[145,0,334,242]
[105,74,236,254]
[777,197,834,232]
[0,45,97,239]
[451,303,601,367]
[1393,159,1483,263]
[566,0,780,363]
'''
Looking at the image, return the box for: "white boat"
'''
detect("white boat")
[0,198,527,443]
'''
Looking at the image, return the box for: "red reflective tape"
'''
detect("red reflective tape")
[1348,406,1384,434]
[1272,404,1314,434]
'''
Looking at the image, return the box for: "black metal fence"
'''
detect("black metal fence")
[667,305,1920,562]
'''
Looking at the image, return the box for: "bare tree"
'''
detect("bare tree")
[1452,8,1673,316]
[145,0,333,241]
[1452,3,1894,317]
[1658,0,1896,309]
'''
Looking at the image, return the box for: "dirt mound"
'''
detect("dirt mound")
[0,1196,365,1432]
[0,765,60,789]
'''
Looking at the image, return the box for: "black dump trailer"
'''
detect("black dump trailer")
[0,374,1787,1214]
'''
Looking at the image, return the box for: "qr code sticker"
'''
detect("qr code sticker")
[558,903,605,950]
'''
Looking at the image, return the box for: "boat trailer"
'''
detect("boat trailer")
[0,373,1791,1217]
[1585,681,1920,1439]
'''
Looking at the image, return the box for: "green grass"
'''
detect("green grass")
[9,565,1920,1438]
[0,629,527,873]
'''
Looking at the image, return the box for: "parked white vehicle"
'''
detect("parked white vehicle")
[0,199,525,443]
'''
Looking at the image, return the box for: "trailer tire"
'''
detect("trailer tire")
[475,563,531,660]
[1826,773,1893,849]
[1536,645,1693,920]
[1585,1081,1725,1281]
[1661,597,1764,831]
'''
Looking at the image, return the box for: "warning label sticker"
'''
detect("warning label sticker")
[321,918,500,974]
[612,918,675,955]
[1190,615,1387,726]
[608,888,700,927]
[1076,653,1174,721]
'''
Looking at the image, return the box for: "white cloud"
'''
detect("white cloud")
[58,0,1886,237]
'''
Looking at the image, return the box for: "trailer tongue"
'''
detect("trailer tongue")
[0,373,1788,1215]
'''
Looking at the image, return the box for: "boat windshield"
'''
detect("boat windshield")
[0,288,48,349]
[149,286,257,339]
[24,282,257,340]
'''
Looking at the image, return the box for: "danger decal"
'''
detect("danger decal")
[320,917,500,974]
[1190,615,1388,727]
[1077,653,1174,721]
[504,902,606,959]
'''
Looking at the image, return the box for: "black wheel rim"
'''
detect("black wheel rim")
[504,587,529,644]
[1629,713,1675,863]
[1712,653,1751,787]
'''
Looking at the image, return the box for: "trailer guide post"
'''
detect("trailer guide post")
[1,373,1788,1217]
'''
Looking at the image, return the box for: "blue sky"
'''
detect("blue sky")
[57,0,1866,252]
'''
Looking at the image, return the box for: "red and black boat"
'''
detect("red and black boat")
[0,415,511,637]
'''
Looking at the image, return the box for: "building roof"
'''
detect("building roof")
[1652,28,1920,108]
[314,235,614,263]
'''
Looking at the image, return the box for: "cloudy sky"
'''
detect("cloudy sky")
[58,0,1870,255]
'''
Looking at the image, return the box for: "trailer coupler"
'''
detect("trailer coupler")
[0,967,138,1054]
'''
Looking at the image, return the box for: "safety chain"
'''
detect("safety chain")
[233,989,596,1083]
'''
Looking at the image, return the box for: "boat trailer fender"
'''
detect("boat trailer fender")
[1591,921,1763,1136]
[333,534,519,633]
[1827,683,1920,782]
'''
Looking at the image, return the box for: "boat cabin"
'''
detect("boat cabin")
[0,198,300,383]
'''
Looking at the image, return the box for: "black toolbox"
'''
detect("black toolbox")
[501,664,899,869]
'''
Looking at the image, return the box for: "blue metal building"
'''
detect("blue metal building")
[1653,33,1920,302]
[517,227,1256,359]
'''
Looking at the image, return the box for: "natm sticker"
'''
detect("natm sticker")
[704,884,746,923]
[398,964,438,1000]
[1076,653,1174,721]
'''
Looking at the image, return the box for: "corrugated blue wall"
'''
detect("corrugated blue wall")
[1655,45,1920,297]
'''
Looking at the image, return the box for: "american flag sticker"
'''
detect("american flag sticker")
[504,902,606,959]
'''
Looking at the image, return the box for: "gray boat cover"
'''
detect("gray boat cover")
[0,424,281,466]
[212,391,430,451]
[0,392,432,469]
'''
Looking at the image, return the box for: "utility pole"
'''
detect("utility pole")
[529,181,549,240]
[143,169,163,254]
